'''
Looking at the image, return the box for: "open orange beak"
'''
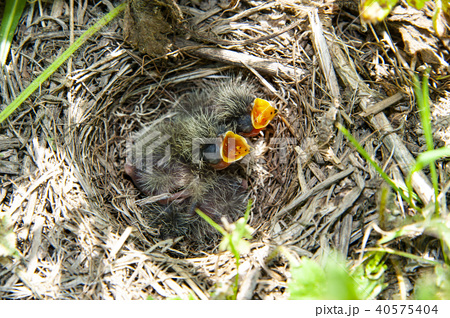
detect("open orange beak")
[221,131,250,163]
[251,98,278,130]
[211,131,250,170]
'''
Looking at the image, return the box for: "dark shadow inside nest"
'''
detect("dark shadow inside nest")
[106,69,295,254]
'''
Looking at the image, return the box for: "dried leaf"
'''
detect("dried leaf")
[399,25,447,66]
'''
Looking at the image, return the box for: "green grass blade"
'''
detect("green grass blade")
[337,123,418,209]
[0,0,27,66]
[243,199,252,222]
[0,2,126,124]
[195,209,227,236]
[365,247,441,266]
[413,72,440,214]
[414,147,450,172]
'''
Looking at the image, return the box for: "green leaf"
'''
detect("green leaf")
[425,218,450,259]
[414,72,433,152]
[289,257,326,300]
[406,0,427,9]
[415,264,450,299]
[0,2,127,124]
[361,0,399,23]
[0,212,16,257]
[408,147,450,202]
[364,252,387,280]
[219,217,253,255]
[288,251,387,300]
[0,0,27,66]
[197,200,253,254]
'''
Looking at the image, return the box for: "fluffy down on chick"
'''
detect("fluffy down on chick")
[142,173,248,242]
[175,75,278,137]
[125,111,250,203]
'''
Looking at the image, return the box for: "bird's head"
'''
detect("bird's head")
[201,131,250,170]
[237,98,278,137]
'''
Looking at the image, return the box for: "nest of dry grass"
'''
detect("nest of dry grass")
[1,0,449,299]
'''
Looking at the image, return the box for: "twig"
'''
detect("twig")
[174,38,306,81]
[359,92,404,117]
[190,18,304,47]
[308,8,340,103]
[68,0,74,75]
[391,258,407,300]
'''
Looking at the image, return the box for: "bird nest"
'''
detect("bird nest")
[1,0,449,299]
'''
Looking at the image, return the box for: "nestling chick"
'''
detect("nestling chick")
[124,78,266,242]
[176,75,279,137]
[143,173,248,241]
[169,111,251,169]
[125,111,250,203]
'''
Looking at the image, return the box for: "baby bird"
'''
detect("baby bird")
[125,111,250,204]
[125,77,273,241]
[169,111,251,169]
[176,75,278,137]
[142,173,248,241]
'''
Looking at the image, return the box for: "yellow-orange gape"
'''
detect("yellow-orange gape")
[250,98,279,135]
[211,131,250,170]
[222,131,251,162]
